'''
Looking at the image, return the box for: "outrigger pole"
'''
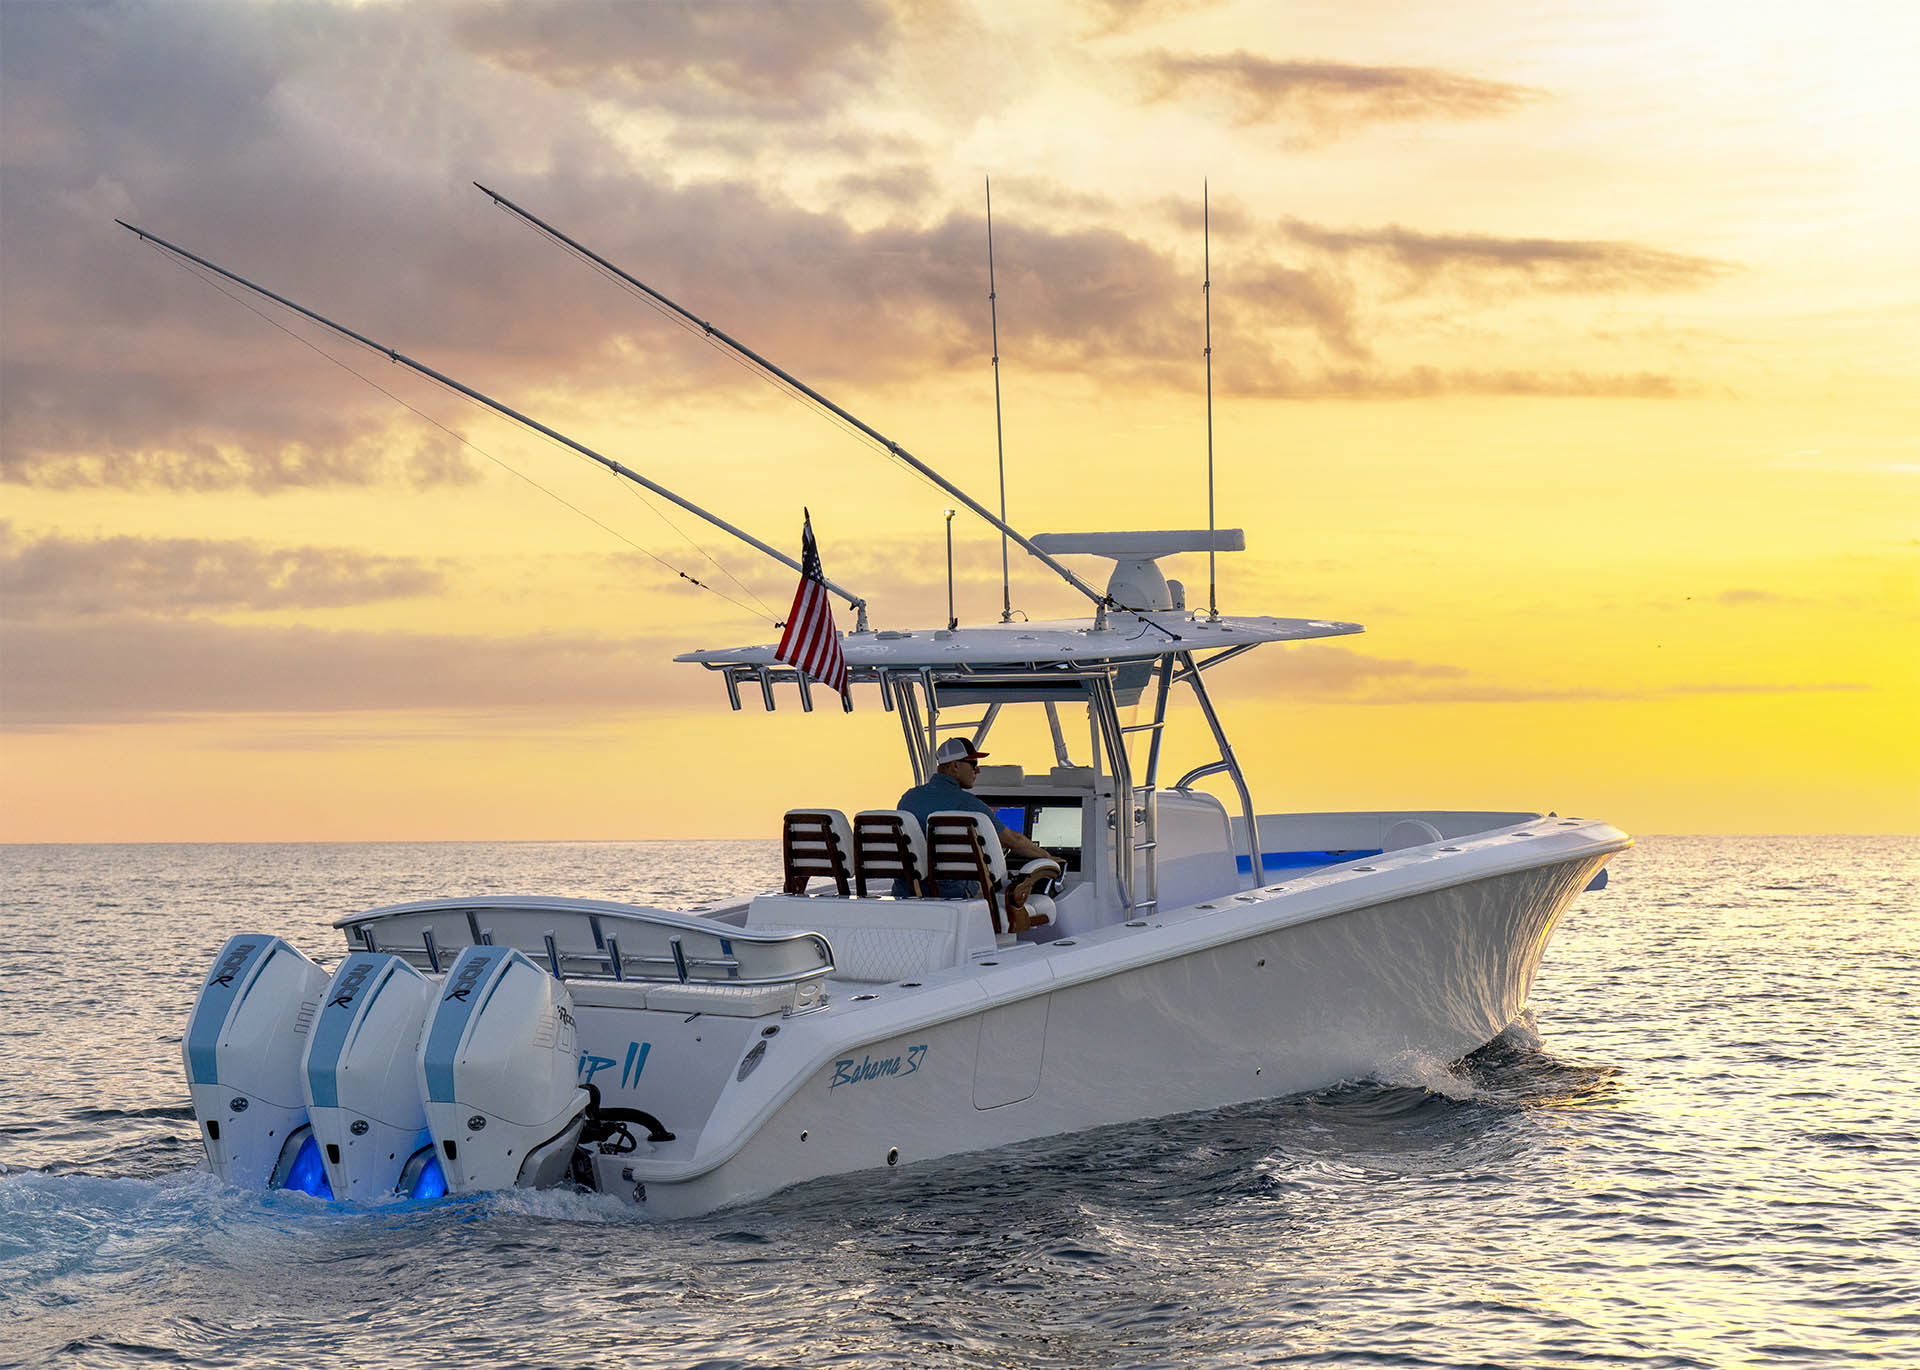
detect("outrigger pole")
[471,182,1116,627]
[116,219,869,630]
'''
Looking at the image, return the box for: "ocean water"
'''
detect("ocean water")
[1,836,1915,1369]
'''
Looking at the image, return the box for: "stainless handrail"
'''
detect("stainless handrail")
[1173,759,1230,790]
[336,898,835,986]
[1179,651,1262,890]
[1087,673,1136,912]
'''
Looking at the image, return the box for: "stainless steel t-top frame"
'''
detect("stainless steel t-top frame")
[698,648,1265,902]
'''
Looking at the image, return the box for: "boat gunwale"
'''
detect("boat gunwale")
[332,894,837,987]
[594,817,1631,1185]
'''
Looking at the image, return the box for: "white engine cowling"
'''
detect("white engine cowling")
[183,934,328,1189]
[302,952,437,1200]
[417,945,587,1195]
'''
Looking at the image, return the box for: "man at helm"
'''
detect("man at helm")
[896,738,1058,914]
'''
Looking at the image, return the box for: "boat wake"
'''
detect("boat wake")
[1372,1047,1486,1101]
[1,1009,1623,1233]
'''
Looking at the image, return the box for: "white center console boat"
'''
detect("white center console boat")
[129,194,1629,1217]
[184,532,1628,1216]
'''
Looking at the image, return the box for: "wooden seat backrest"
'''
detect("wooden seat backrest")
[852,810,927,897]
[924,812,1007,933]
[782,809,853,896]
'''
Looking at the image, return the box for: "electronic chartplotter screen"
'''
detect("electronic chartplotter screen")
[1029,805,1083,851]
[981,798,1085,871]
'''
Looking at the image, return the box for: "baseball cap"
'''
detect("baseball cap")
[934,738,990,765]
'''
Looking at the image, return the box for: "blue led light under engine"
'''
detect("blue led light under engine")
[279,1133,333,1199]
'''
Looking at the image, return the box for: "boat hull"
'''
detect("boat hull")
[600,848,1608,1217]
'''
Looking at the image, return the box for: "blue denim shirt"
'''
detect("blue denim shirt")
[894,772,1009,898]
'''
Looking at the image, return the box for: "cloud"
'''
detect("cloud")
[1215,360,1685,400]
[0,0,1352,478]
[1261,647,1467,695]
[1210,645,1868,706]
[1669,682,1868,696]
[1716,588,1783,607]
[1207,646,1467,704]
[191,716,640,752]
[1138,53,1538,141]
[0,399,481,491]
[1382,679,1868,705]
[0,617,712,727]
[1077,0,1229,37]
[450,0,899,118]
[987,176,1121,219]
[0,1,1717,499]
[0,527,444,619]
[0,1,653,487]
[1282,220,1732,295]
[1156,192,1257,237]
[836,164,939,208]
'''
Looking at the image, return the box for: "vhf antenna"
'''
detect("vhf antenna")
[986,176,1012,624]
[1204,180,1219,621]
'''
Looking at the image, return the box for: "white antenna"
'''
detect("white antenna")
[1204,181,1218,621]
[986,176,1012,623]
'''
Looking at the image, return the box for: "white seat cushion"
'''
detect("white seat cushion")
[745,894,996,983]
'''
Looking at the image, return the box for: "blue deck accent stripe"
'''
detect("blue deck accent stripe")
[1236,848,1385,874]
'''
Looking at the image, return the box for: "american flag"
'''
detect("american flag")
[776,509,849,698]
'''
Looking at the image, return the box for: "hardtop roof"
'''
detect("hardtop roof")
[676,612,1363,671]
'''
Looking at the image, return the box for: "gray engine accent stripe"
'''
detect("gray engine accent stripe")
[186,935,274,1085]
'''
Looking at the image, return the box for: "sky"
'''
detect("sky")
[1,0,1915,841]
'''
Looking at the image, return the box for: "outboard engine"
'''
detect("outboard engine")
[183,934,328,1189]
[418,945,588,1195]
[302,953,439,1200]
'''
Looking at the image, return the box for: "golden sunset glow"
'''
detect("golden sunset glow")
[2,0,1915,840]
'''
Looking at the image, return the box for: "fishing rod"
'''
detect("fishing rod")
[115,219,869,630]
[471,182,1116,626]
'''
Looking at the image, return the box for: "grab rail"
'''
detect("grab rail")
[335,895,834,986]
